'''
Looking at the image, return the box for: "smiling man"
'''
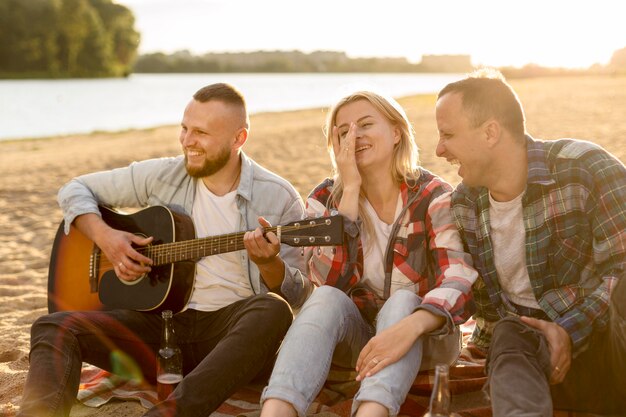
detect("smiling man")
[435,69,626,416]
[18,83,310,417]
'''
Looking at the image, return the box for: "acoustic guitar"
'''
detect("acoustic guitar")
[48,205,343,313]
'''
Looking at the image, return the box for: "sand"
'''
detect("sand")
[1,75,625,416]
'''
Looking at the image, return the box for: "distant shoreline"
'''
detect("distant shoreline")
[0,72,461,141]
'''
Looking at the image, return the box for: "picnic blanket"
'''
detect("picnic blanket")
[76,322,605,417]
[78,359,490,416]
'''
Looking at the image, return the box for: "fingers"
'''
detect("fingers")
[519,315,545,330]
[257,216,271,228]
[114,234,154,281]
[356,354,389,381]
[550,364,565,385]
[243,219,280,264]
[244,227,272,249]
[255,217,279,244]
[346,123,357,152]
[333,123,357,158]
[129,235,154,265]
[115,258,146,281]
[355,342,389,381]
[521,316,572,385]
[549,356,571,384]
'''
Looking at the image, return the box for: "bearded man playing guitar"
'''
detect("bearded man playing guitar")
[18,83,340,417]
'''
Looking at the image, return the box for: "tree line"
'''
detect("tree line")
[133,50,474,74]
[0,0,139,78]
[133,48,626,76]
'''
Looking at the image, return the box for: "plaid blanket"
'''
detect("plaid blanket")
[78,360,490,417]
[76,323,603,417]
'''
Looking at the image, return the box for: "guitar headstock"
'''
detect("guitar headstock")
[279,215,344,247]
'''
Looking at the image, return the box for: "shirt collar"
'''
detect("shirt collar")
[236,151,253,201]
[526,134,556,186]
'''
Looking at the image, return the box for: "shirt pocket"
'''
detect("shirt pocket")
[550,217,592,286]
[392,221,430,282]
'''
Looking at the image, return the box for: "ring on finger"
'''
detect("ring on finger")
[371,357,379,365]
[118,262,124,269]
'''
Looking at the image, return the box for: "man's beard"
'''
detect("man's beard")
[185,146,231,178]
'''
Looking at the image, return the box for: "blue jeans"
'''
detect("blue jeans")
[486,277,626,416]
[261,286,461,417]
[18,294,292,417]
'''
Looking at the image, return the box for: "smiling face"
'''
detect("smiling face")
[179,99,244,178]
[435,92,492,188]
[334,99,400,175]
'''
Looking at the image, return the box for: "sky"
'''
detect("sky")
[120,0,626,69]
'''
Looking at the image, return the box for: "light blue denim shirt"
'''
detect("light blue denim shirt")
[57,151,312,308]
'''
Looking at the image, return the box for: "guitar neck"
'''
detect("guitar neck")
[138,228,279,266]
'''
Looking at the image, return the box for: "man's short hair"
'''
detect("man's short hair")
[438,68,526,141]
[193,83,249,128]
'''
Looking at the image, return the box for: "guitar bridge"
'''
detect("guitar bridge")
[89,247,100,293]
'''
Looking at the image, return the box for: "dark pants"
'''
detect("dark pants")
[486,278,626,416]
[18,293,293,417]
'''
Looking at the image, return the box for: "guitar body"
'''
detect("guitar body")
[48,205,343,314]
[48,206,196,314]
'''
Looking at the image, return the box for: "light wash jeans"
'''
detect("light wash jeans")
[261,286,461,417]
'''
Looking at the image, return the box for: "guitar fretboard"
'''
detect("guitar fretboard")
[91,216,340,274]
[138,228,274,265]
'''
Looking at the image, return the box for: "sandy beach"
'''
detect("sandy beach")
[1,75,625,417]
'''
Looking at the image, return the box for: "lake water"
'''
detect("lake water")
[0,73,463,141]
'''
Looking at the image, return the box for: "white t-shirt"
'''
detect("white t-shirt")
[360,194,403,298]
[187,181,253,311]
[488,192,541,310]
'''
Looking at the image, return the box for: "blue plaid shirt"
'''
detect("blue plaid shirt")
[451,135,626,355]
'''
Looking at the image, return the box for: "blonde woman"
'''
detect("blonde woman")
[260,91,478,417]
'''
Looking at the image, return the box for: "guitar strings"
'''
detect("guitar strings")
[143,223,331,261]
[96,221,336,269]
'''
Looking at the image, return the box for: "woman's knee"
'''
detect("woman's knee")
[294,286,357,330]
[377,290,420,324]
[302,286,352,314]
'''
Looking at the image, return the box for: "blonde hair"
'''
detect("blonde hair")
[323,91,421,237]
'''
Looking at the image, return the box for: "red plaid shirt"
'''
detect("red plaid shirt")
[306,169,477,332]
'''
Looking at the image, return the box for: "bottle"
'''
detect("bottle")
[156,310,183,401]
[423,363,460,417]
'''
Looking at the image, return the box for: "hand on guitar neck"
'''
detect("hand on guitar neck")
[74,212,154,282]
[244,216,285,290]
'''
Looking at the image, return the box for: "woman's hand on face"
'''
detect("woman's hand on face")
[332,123,361,189]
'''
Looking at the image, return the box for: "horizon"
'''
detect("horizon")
[120,0,626,70]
